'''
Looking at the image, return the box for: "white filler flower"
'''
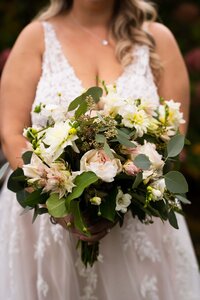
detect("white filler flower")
[115,189,132,213]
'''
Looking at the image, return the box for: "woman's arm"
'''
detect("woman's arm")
[0,22,44,169]
[149,22,190,135]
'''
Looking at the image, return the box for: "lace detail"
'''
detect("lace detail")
[76,259,98,300]
[122,214,161,263]
[37,274,49,298]
[34,216,51,259]
[50,223,65,246]
[163,223,200,300]
[140,275,159,300]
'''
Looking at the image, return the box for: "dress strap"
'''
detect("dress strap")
[132,45,150,76]
[41,21,65,74]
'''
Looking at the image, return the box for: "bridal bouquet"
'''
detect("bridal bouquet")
[8,85,189,267]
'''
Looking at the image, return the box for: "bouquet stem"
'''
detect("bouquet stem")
[79,240,100,268]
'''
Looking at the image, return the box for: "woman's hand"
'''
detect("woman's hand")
[55,213,115,243]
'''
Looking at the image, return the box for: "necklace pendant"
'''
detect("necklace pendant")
[101,39,109,46]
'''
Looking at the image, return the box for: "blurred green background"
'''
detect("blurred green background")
[0,0,200,261]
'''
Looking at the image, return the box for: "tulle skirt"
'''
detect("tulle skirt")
[0,174,200,300]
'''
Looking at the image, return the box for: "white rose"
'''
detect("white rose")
[131,141,164,181]
[115,189,132,213]
[80,149,122,182]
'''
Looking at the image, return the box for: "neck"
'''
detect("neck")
[69,0,116,28]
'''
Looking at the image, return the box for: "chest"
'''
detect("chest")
[31,22,159,127]
[53,31,123,89]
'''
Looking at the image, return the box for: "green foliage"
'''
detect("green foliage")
[134,154,151,170]
[65,172,99,205]
[46,194,68,218]
[7,168,26,192]
[164,171,188,193]
[167,134,185,158]
[100,187,118,222]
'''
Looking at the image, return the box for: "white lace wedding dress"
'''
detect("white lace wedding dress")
[0,22,200,300]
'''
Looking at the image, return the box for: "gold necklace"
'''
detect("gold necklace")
[71,14,110,46]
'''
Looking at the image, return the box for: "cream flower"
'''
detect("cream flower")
[102,88,124,117]
[119,103,149,137]
[39,120,78,163]
[80,149,122,182]
[43,162,76,198]
[131,141,164,181]
[23,153,48,182]
[148,179,166,201]
[90,196,102,206]
[158,100,185,129]
[115,189,132,213]
[138,98,158,116]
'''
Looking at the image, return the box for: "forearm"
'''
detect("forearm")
[1,135,28,170]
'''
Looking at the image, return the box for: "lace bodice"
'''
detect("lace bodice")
[31,22,159,127]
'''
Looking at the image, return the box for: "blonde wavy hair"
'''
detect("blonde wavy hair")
[36,0,161,81]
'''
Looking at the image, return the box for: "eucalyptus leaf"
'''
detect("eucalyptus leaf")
[85,87,103,103]
[176,194,191,204]
[68,95,83,111]
[134,154,151,170]
[95,134,106,144]
[65,172,99,205]
[68,87,103,112]
[46,193,68,218]
[164,171,188,193]
[75,101,88,118]
[116,134,136,148]
[0,162,9,180]
[167,134,185,158]
[103,142,114,159]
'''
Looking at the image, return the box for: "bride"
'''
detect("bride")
[0,0,200,299]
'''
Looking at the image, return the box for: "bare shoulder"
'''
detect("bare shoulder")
[147,22,181,58]
[12,21,44,55]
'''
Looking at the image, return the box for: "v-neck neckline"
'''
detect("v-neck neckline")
[44,21,133,91]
